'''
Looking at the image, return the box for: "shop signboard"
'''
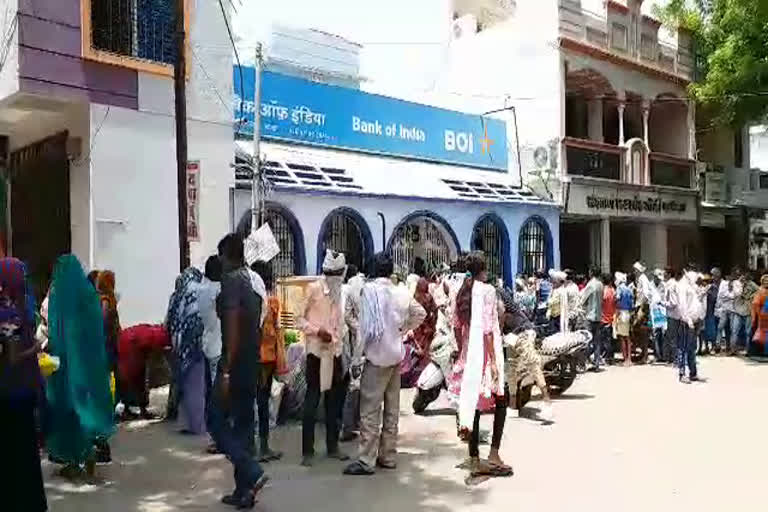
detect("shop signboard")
[566,181,697,223]
[233,67,508,171]
[186,161,200,242]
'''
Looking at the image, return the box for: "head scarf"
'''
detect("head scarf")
[615,272,627,285]
[166,267,204,380]
[0,258,40,398]
[46,254,114,464]
[633,262,646,273]
[97,270,117,310]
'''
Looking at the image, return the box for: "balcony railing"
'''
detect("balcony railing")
[563,137,624,181]
[85,0,178,70]
[649,152,694,189]
[558,0,693,81]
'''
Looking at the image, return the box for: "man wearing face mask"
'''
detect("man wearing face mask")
[298,250,349,466]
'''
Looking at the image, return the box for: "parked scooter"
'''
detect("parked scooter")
[412,309,457,414]
[512,330,591,410]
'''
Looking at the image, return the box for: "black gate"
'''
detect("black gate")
[472,217,503,282]
[10,132,71,302]
[321,212,365,272]
[265,208,296,278]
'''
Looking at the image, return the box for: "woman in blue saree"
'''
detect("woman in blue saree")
[45,254,115,479]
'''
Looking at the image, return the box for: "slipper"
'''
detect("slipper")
[487,462,514,477]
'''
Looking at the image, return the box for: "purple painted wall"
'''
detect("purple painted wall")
[17,0,138,109]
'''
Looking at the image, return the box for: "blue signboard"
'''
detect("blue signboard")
[233,67,508,171]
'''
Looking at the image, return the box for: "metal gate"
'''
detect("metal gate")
[472,217,502,281]
[10,131,71,302]
[391,218,454,277]
[519,218,546,275]
[321,212,365,271]
[266,208,296,278]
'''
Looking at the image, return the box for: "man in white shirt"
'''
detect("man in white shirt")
[676,265,704,383]
[198,256,222,399]
[716,271,736,352]
[344,253,426,476]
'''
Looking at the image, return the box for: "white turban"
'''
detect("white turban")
[322,249,346,273]
[615,272,627,285]
[633,261,646,273]
[549,269,567,282]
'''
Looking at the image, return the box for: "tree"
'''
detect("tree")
[654,0,768,127]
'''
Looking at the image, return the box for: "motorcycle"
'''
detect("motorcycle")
[512,329,591,410]
[413,321,591,414]
[412,309,457,414]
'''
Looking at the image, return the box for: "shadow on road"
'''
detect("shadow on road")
[44,418,489,512]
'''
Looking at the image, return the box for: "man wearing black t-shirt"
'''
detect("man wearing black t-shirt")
[207,233,268,508]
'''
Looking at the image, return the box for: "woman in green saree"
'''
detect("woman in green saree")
[45,254,115,479]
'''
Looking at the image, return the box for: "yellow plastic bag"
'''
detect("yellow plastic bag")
[38,353,60,378]
[110,372,116,402]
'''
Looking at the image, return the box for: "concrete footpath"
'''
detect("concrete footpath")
[45,356,768,512]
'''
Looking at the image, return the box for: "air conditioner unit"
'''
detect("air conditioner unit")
[452,14,478,40]
[532,143,559,171]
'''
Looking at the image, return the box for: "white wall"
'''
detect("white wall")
[88,0,233,326]
[426,0,563,189]
[89,104,178,326]
[0,0,19,101]
[750,126,768,171]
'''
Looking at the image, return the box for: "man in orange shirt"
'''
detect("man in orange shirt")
[600,273,616,366]
[250,261,286,463]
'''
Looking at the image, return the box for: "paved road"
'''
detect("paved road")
[45,356,768,512]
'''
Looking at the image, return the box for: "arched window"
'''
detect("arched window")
[317,208,373,273]
[518,216,551,275]
[388,211,459,277]
[472,214,509,285]
[237,204,306,277]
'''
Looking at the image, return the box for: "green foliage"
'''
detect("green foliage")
[284,329,299,346]
[654,0,768,126]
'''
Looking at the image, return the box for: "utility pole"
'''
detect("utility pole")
[250,42,264,234]
[174,0,190,270]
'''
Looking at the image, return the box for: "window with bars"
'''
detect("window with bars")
[472,217,503,282]
[391,218,455,278]
[90,0,177,65]
[320,212,366,272]
[519,218,548,275]
[265,208,297,278]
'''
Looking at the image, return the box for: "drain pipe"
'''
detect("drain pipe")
[377,212,386,251]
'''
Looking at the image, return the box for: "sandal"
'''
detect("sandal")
[487,461,514,477]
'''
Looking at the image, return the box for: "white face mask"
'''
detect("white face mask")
[326,275,343,300]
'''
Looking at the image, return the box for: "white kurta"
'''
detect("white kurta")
[458,281,505,430]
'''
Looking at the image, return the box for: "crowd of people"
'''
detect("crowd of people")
[7,237,768,510]
[511,261,768,383]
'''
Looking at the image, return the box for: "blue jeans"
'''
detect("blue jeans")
[676,322,697,379]
[730,313,750,351]
[207,374,263,497]
[589,321,602,369]
[716,314,729,349]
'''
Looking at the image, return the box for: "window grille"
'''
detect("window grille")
[519,218,547,275]
[321,212,366,272]
[91,0,176,65]
[472,217,503,281]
